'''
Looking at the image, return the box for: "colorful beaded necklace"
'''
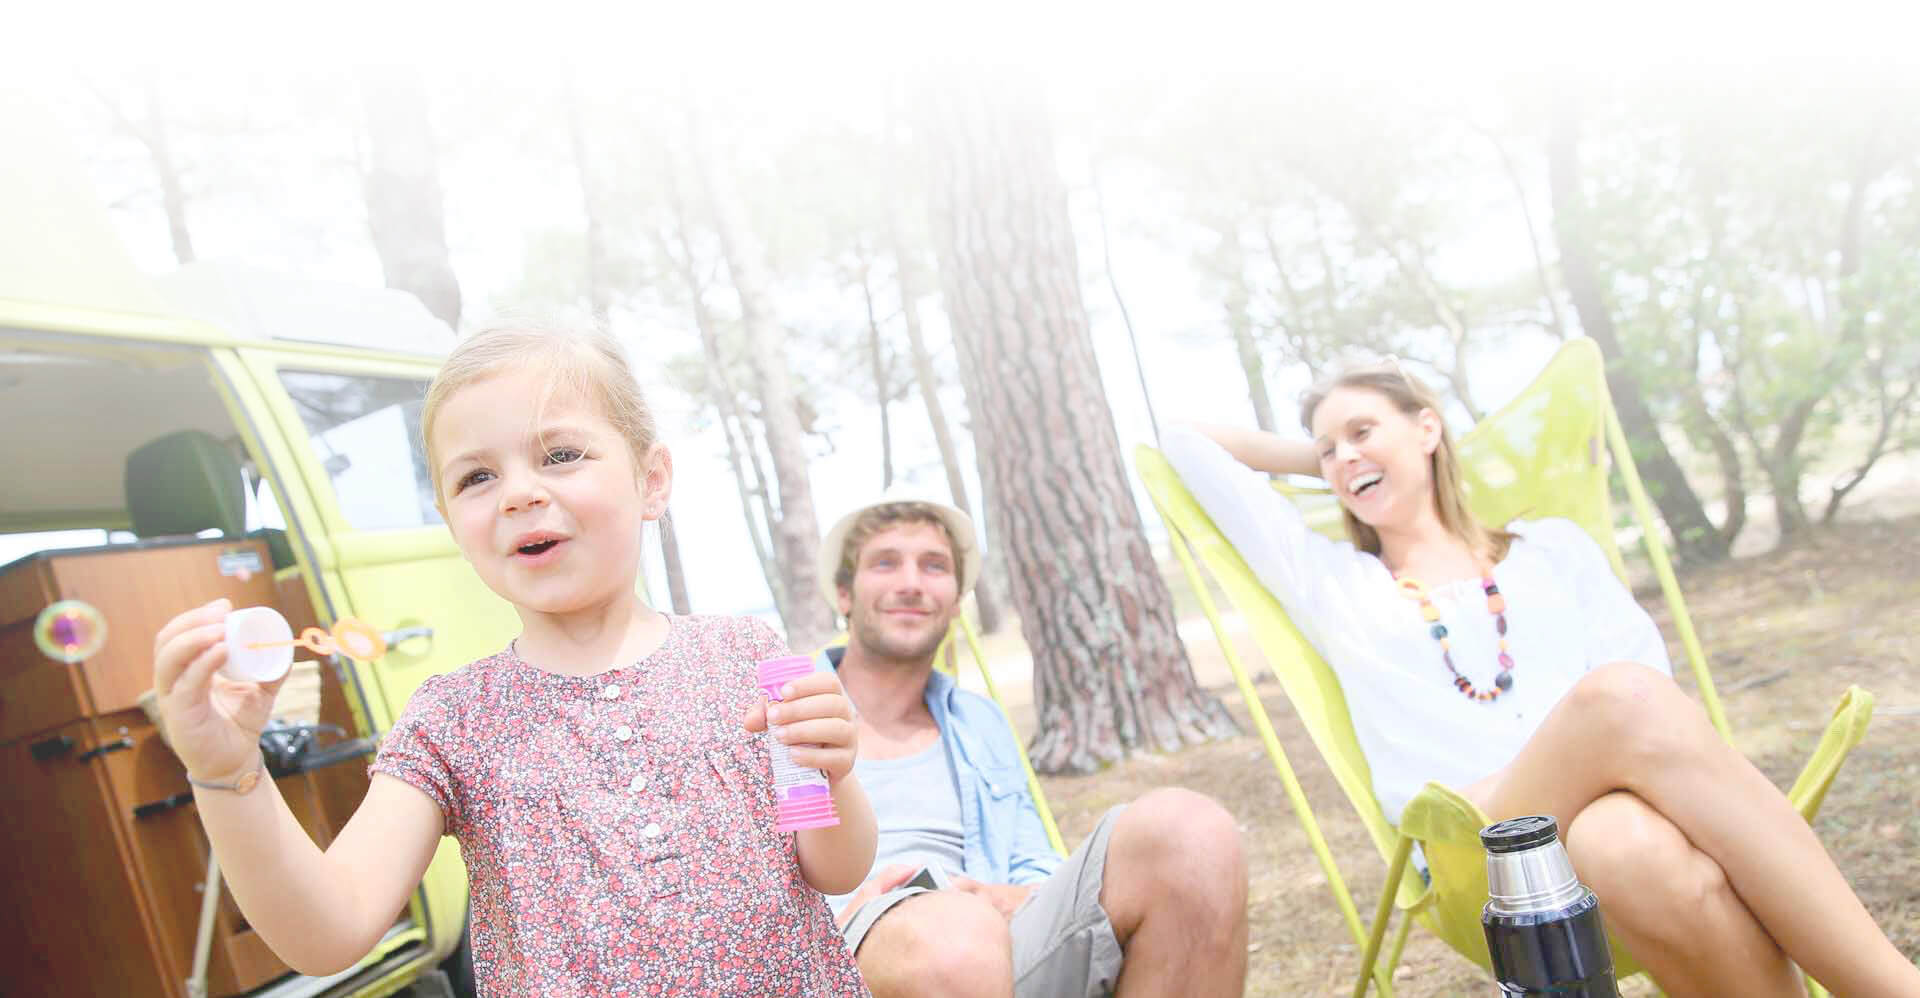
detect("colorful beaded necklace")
[1393,573,1514,701]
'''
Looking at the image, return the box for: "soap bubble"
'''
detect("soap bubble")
[34,600,107,664]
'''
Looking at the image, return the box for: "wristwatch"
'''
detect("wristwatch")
[188,761,263,794]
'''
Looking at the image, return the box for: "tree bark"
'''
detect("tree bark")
[357,66,462,328]
[921,76,1238,773]
[889,238,1005,634]
[1548,103,1729,563]
[693,141,837,652]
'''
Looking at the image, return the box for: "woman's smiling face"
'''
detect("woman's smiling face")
[1310,385,1442,530]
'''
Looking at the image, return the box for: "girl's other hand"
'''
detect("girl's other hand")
[152,599,287,783]
[742,672,859,785]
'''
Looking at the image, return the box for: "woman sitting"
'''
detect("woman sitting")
[1163,361,1919,998]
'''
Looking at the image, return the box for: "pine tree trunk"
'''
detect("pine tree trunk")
[860,266,896,490]
[565,92,613,324]
[922,77,1238,773]
[1548,104,1728,564]
[889,239,1006,633]
[695,154,837,652]
[1218,226,1278,432]
[357,67,462,328]
[657,510,693,614]
[142,89,196,265]
[651,205,788,624]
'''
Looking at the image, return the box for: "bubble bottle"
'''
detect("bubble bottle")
[755,656,840,831]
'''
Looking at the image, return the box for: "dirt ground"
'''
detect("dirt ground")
[1032,515,1920,996]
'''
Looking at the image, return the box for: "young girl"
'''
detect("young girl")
[150,321,876,996]
[1164,362,1920,998]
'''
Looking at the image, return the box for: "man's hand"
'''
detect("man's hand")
[950,875,1035,921]
[743,671,859,785]
[833,863,919,929]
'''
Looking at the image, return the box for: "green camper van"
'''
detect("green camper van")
[0,97,495,998]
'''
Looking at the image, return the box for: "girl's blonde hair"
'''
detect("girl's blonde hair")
[1299,361,1513,564]
[421,316,659,506]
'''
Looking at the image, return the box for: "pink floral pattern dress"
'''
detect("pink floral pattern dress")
[371,614,869,997]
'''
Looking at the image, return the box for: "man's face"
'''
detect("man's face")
[839,520,961,666]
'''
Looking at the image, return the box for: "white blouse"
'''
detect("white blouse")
[1162,425,1671,823]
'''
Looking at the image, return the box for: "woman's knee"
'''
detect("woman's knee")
[1565,662,1706,762]
[1566,792,1731,913]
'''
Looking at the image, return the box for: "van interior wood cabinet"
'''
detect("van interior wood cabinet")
[0,537,369,997]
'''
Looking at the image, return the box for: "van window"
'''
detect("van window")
[278,371,440,530]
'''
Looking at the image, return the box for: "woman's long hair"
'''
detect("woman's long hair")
[1299,362,1514,564]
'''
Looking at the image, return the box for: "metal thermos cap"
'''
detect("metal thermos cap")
[1481,814,1561,855]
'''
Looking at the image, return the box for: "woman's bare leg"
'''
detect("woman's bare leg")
[1564,791,1801,998]
[1463,662,1918,998]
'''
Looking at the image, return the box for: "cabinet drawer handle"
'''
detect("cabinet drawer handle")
[134,791,195,820]
[30,735,75,761]
[77,735,135,763]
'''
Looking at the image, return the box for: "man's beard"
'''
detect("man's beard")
[850,607,948,665]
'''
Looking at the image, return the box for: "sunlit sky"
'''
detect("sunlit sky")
[8,1,1919,618]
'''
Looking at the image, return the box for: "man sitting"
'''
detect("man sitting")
[816,495,1249,997]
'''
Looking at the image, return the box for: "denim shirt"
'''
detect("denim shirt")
[821,648,1062,885]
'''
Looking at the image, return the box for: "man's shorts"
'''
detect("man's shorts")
[840,805,1126,998]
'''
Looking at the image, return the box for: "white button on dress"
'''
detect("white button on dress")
[600,684,622,700]
[630,774,648,793]
[614,725,633,741]
[641,823,663,839]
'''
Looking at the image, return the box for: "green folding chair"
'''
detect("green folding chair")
[1134,337,1874,997]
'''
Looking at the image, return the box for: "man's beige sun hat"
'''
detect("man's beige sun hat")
[816,490,980,606]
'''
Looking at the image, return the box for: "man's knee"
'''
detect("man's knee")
[859,891,1012,998]
[1122,787,1242,863]
[1567,792,1732,915]
[1109,788,1247,915]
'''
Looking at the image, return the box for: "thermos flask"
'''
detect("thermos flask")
[1481,815,1619,997]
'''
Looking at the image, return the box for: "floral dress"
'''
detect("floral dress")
[371,614,869,997]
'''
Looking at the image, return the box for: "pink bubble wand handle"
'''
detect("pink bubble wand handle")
[757,655,840,832]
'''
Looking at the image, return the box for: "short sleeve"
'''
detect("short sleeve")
[368,672,464,837]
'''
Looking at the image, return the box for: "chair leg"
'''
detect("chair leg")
[1385,903,1415,984]
[1352,834,1414,998]
[1154,515,1378,954]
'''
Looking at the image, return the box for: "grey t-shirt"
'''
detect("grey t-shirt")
[826,737,965,916]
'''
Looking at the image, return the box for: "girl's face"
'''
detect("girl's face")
[1310,385,1442,530]
[431,369,670,616]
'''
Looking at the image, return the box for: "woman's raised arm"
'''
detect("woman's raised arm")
[1182,422,1321,479]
